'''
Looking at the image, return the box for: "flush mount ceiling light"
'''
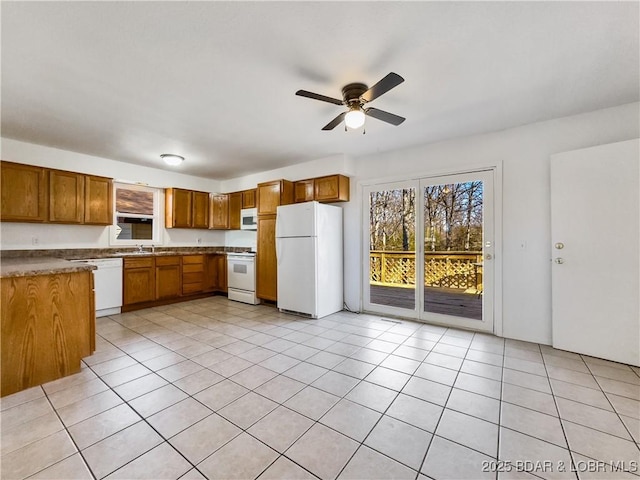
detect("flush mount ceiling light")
[161,154,184,166]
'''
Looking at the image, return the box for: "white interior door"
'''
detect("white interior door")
[551,139,639,366]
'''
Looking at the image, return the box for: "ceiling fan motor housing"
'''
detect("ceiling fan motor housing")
[342,83,368,105]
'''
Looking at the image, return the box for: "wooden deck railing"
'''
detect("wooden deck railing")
[370,251,483,290]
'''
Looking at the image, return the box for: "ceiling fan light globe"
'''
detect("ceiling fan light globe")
[345,109,365,129]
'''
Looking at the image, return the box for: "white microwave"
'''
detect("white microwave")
[240,207,258,230]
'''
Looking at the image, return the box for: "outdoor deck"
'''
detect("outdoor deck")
[369,285,482,320]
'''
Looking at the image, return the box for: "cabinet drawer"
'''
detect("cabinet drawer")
[155,256,180,266]
[183,272,203,284]
[182,263,203,273]
[124,257,154,269]
[183,282,203,294]
[182,255,204,264]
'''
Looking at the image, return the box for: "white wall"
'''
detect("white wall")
[344,102,639,345]
[0,138,226,249]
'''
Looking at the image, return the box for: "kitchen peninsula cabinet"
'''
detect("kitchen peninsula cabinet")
[1,269,95,397]
[166,188,210,229]
[123,257,155,305]
[155,256,181,300]
[0,162,48,222]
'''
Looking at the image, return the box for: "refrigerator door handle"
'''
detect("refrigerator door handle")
[276,237,284,266]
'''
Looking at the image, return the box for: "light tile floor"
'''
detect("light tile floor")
[1,296,639,480]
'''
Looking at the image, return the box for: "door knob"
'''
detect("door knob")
[485,254,493,260]
[555,242,564,250]
[554,258,564,264]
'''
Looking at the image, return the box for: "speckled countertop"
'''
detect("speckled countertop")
[0,247,254,278]
[1,257,97,278]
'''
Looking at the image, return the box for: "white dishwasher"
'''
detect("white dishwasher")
[71,258,123,317]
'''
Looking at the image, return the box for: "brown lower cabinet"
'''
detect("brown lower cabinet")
[155,256,181,299]
[182,255,204,295]
[204,254,227,292]
[1,271,95,397]
[123,257,155,305]
[124,253,227,310]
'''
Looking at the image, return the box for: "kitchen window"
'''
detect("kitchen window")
[110,183,162,245]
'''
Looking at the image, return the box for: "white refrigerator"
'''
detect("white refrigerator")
[276,201,343,319]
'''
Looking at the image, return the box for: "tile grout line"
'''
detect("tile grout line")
[539,344,580,480]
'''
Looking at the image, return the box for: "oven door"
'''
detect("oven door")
[227,256,256,291]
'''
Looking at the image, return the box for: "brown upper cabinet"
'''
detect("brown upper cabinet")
[294,179,315,203]
[294,174,350,204]
[228,192,242,230]
[210,194,229,230]
[1,161,113,225]
[165,188,210,229]
[49,170,85,223]
[84,175,113,225]
[242,189,256,209]
[0,162,48,222]
[192,191,210,229]
[257,180,294,215]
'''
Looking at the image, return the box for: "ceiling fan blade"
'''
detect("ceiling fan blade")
[322,112,347,130]
[296,90,344,106]
[360,72,405,103]
[365,107,406,126]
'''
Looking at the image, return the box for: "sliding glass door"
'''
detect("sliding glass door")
[364,170,495,332]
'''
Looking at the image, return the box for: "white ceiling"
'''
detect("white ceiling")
[2,2,638,179]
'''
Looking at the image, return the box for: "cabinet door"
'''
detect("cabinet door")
[166,188,192,228]
[257,181,281,215]
[84,176,113,225]
[294,179,314,203]
[156,256,181,299]
[49,170,84,223]
[204,254,220,292]
[217,254,228,292]
[210,194,229,229]
[192,191,210,229]
[256,215,277,301]
[228,192,242,230]
[314,174,350,202]
[123,258,155,305]
[0,162,48,222]
[242,189,256,209]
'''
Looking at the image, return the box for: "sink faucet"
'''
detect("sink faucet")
[137,244,145,253]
